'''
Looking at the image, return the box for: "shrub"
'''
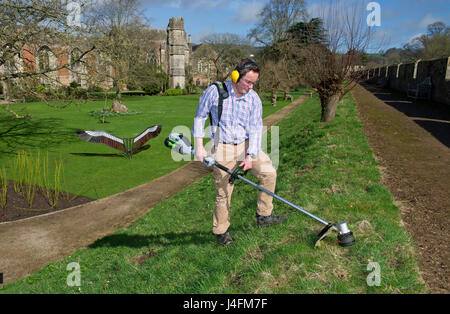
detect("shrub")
[70,81,81,89]
[88,85,103,93]
[126,81,140,91]
[163,89,183,96]
[184,83,202,95]
[143,83,160,95]
[121,91,146,96]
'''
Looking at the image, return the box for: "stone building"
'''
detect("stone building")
[165,17,190,89]
[0,16,216,97]
[158,17,216,89]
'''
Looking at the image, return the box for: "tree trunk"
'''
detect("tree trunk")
[1,80,10,102]
[114,79,121,99]
[271,90,277,106]
[320,93,340,122]
[283,89,291,101]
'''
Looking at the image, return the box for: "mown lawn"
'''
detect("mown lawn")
[0,92,297,200]
[0,92,426,294]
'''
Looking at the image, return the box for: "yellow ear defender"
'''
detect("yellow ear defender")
[231,61,259,84]
[231,70,240,83]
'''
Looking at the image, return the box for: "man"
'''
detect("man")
[192,59,287,245]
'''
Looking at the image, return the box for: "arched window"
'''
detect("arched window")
[70,48,83,85]
[37,46,57,86]
[37,46,52,72]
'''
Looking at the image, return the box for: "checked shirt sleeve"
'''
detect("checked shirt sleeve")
[192,85,218,138]
[247,93,263,158]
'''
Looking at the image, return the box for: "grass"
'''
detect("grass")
[0,92,426,293]
[0,92,298,200]
[0,166,6,209]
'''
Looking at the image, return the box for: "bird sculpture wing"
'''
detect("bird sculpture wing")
[132,125,162,149]
[76,125,162,155]
[76,130,127,153]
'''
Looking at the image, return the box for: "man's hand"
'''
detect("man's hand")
[239,154,253,171]
[194,138,208,162]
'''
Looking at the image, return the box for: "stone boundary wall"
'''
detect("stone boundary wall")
[365,56,450,106]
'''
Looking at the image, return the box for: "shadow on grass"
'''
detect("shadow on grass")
[0,116,78,155]
[70,145,151,158]
[360,82,450,148]
[89,230,214,248]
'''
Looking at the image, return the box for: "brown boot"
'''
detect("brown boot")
[215,231,232,245]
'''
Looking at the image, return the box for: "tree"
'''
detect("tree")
[415,21,450,60]
[372,21,450,65]
[248,0,308,46]
[249,0,308,105]
[287,17,327,45]
[290,0,377,122]
[200,33,250,81]
[124,25,168,93]
[258,40,301,106]
[0,0,95,117]
[84,0,143,99]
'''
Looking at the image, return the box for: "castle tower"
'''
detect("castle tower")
[167,17,187,89]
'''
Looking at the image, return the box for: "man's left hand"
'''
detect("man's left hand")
[239,154,253,171]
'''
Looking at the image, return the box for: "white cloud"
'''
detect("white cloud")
[191,29,214,43]
[418,13,441,28]
[140,0,226,10]
[234,1,265,24]
[406,32,425,43]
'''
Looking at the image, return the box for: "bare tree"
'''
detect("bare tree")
[294,0,378,122]
[258,41,300,106]
[249,0,308,105]
[0,0,95,117]
[126,26,168,93]
[200,33,250,81]
[84,0,143,99]
[258,58,292,106]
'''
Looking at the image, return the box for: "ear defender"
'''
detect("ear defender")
[231,70,240,83]
[231,61,259,84]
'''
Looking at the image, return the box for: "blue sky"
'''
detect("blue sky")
[140,0,450,52]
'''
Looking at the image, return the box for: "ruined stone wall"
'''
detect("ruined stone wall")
[366,57,450,106]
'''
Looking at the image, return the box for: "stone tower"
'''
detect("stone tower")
[167,17,187,89]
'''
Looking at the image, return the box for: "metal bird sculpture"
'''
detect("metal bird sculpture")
[76,125,162,158]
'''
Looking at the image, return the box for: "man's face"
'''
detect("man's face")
[235,71,259,95]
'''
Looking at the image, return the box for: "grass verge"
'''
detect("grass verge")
[0,92,425,293]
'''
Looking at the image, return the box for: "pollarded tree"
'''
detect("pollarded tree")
[290,0,377,122]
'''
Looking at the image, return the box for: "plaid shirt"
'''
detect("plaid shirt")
[192,80,263,157]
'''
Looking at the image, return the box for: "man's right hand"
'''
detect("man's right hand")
[194,138,208,162]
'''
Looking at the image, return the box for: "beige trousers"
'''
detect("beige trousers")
[212,142,277,235]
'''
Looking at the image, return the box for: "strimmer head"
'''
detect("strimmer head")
[315,222,355,247]
[336,222,356,247]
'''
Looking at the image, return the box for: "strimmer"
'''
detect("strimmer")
[165,133,355,247]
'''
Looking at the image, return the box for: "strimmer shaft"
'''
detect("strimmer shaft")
[214,163,330,227]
